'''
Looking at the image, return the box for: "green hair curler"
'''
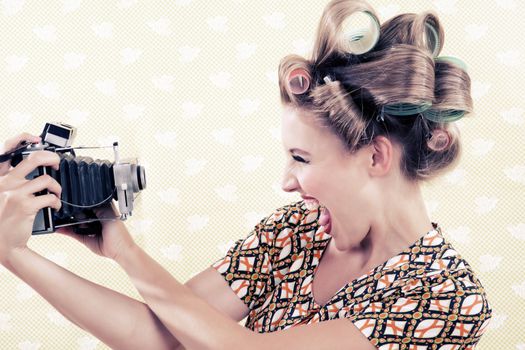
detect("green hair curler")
[435,56,468,72]
[383,102,433,116]
[340,10,381,55]
[425,22,440,58]
[422,109,465,123]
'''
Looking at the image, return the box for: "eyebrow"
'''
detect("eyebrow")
[289,148,310,156]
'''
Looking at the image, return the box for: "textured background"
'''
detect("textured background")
[0,0,523,349]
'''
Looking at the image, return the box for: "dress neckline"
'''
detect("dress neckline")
[309,221,441,308]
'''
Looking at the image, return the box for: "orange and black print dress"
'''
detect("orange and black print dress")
[211,201,492,349]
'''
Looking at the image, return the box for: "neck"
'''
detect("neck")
[368,182,433,256]
[329,180,434,268]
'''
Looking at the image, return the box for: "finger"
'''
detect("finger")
[21,174,62,199]
[0,133,41,156]
[10,150,61,179]
[0,134,42,176]
[29,193,62,212]
[94,201,119,218]
[110,200,121,215]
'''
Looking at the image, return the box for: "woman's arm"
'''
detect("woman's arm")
[116,244,254,349]
[116,244,379,350]
[2,247,180,350]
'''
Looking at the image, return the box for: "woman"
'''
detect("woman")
[0,0,491,349]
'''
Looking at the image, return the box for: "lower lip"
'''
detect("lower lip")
[326,221,332,235]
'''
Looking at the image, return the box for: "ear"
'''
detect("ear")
[369,135,395,176]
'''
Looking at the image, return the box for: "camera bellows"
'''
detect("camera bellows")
[53,154,115,219]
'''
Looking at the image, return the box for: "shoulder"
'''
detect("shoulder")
[349,266,492,347]
[250,200,322,245]
[261,200,313,227]
[393,233,493,341]
[211,200,314,266]
[209,200,318,310]
[399,229,491,305]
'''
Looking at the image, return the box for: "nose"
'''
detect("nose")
[281,166,298,193]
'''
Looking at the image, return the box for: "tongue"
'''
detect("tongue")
[319,207,332,233]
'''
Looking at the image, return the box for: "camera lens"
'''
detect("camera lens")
[136,165,146,190]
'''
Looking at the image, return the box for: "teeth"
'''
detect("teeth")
[304,199,320,210]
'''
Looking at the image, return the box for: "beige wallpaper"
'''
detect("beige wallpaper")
[1,0,523,349]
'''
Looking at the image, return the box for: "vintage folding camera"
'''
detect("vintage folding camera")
[4,122,146,235]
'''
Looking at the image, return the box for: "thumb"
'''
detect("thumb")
[94,201,120,219]
[55,227,101,253]
[55,227,89,244]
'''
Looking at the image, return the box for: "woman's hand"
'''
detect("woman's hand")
[0,132,41,176]
[55,201,137,262]
[0,133,62,265]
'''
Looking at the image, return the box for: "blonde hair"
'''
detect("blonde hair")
[278,0,472,183]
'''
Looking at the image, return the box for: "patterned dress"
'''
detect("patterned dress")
[211,201,492,349]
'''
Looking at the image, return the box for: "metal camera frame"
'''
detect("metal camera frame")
[17,122,145,234]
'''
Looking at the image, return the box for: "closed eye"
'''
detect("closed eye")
[292,155,308,164]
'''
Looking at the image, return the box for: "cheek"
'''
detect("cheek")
[323,168,362,199]
[299,167,331,194]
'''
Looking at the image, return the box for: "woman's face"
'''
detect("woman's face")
[280,105,374,240]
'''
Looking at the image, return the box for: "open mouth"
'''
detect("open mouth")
[302,198,332,234]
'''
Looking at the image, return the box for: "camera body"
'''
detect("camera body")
[9,122,146,235]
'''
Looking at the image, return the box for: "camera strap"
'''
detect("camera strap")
[0,142,30,163]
